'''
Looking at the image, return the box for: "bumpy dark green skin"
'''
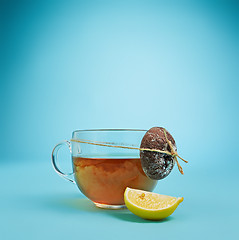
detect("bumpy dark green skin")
[140,127,177,180]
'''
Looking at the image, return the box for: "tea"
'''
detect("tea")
[73,156,157,206]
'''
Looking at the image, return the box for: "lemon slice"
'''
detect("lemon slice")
[124,187,183,220]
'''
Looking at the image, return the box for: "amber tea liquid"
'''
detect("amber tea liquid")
[73,156,157,206]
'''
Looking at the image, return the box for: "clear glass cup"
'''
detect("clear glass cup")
[52,129,157,209]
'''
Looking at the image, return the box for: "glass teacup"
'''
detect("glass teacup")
[52,129,157,209]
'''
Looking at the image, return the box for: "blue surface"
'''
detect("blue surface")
[0,0,239,239]
[1,158,238,239]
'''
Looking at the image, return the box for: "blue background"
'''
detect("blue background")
[0,0,238,239]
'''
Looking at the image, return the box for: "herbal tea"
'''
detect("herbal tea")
[73,156,157,205]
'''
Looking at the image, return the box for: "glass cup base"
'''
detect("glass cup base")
[94,202,127,209]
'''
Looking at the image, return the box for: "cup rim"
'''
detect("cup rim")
[72,129,147,134]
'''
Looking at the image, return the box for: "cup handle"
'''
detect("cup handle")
[51,140,76,184]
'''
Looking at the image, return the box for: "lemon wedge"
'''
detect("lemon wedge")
[124,187,183,220]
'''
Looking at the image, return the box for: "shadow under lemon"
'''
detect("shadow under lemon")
[52,196,173,223]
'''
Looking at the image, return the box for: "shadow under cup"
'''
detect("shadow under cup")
[52,129,158,209]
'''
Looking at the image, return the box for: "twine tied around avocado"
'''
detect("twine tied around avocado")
[70,128,187,175]
[162,128,188,174]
